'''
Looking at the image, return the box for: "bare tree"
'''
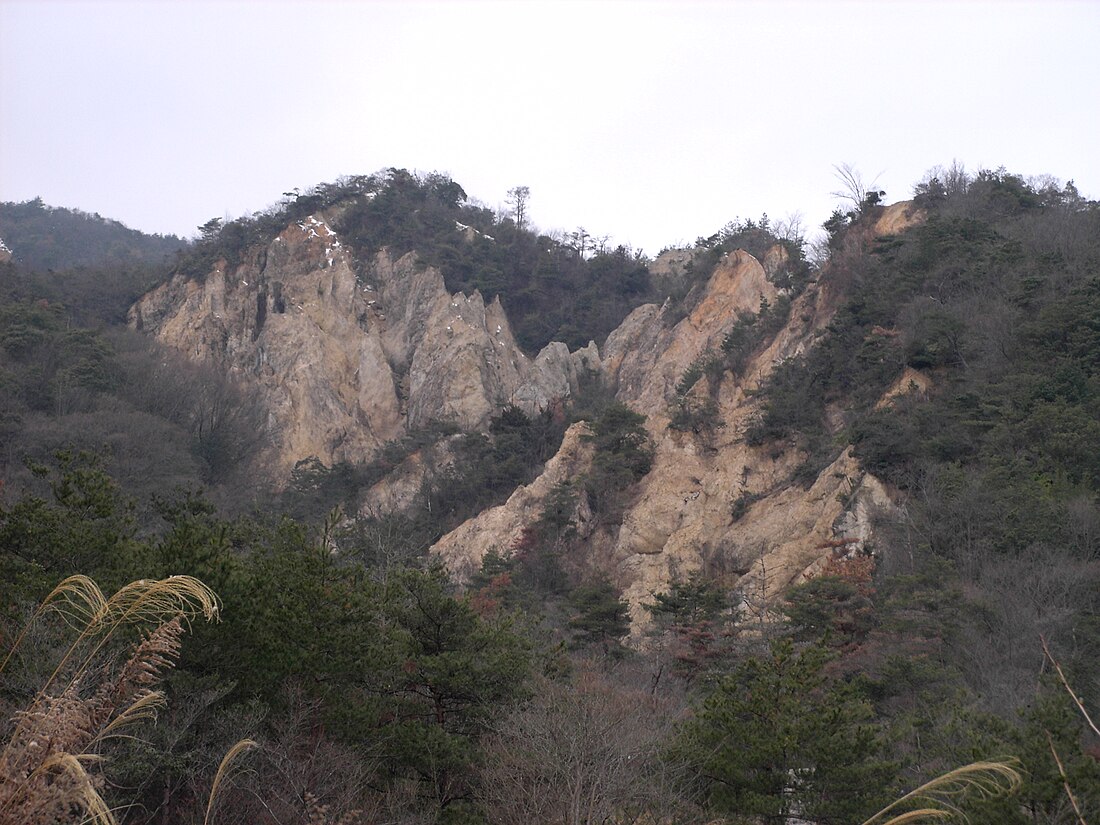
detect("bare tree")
[481,667,696,825]
[772,211,806,246]
[113,333,270,485]
[942,159,971,195]
[506,186,530,231]
[831,163,885,214]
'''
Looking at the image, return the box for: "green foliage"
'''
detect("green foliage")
[645,574,737,681]
[336,564,534,814]
[0,202,182,326]
[674,353,715,398]
[331,168,655,352]
[751,169,1100,499]
[585,402,653,483]
[783,574,876,646]
[729,489,761,522]
[0,197,185,271]
[5,164,1100,824]
[568,578,631,655]
[424,405,567,534]
[669,351,725,434]
[668,393,721,434]
[0,302,120,417]
[646,573,729,627]
[910,689,1100,825]
[0,450,144,610]
[694,214,812,294]
[721,294,793,376]
[583,402,654,519]
[673,639,894,824]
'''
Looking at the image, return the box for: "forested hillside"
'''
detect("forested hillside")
[2,167,1098,825]
[0,199,186,326]
[0,198,186,271]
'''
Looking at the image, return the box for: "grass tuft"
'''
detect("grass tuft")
[204,739,260,825]
[861,760,1022,825]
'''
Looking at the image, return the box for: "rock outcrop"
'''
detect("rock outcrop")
[429,203,924,630]
[131,197,925,631]
[129,213,592,478]
[431,422,597,580]
[603,249,778,416]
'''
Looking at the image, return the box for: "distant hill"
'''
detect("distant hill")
[0,197,187,271]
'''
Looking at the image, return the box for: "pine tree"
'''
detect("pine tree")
[673,639,894,824]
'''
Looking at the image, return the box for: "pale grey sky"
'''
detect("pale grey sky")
[2,0,1098,254]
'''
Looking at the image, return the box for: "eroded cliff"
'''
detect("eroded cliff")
[428,202,924,627]
[130,198,924,630]
[129,213,595,477]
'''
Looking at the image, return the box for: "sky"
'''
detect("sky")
[2,0,1098,254]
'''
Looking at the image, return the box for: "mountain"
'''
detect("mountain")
[126,172,922,630]
[130,215,597,477]
[0,198,188,327]
[433,205,921,628]
[0,197,186,271]
[4,167,1100,825]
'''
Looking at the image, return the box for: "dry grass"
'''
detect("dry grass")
[860,759,1022,825]
[0,576,220,825]
[203,738,259,825]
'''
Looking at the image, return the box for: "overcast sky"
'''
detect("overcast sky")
[2,0,1098,254]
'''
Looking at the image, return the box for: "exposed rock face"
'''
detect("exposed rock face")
[430,204,925,630]
[431,422,597,580]
[430,245,836,604]
[598,255,862,627]
[358,435,464,517]
[875,366,932,409]
[0,237,11,263]
[603,249,778,415]
[131,196,927,631]
[129,213,590,478]
[874,201,924,236]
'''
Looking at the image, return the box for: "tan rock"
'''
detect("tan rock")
[359,435,462,516]
[604,249,778,418]
[130,213,586,481]
[873,201,925,236]
[431,422,596,581]
[431,226,905,635]
[134,199,918,637]
[875,367,932,409]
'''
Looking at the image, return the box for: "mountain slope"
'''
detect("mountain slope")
[433,204,922,626]
[130,211,597,477]
[0,197,186,270]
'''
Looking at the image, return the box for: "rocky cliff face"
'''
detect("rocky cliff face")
[429,202,924,628]
[129,213,595,477]
[130,199,924,629]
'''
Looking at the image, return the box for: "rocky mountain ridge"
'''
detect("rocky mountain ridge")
[434,204,922,624]
[129,201,923,623]
[130,212,598,476]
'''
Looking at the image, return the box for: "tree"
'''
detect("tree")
[0,449,142,603]
[832,162,885,216]
[783,565,876,648]
[482,668,687,825]
[673,639,893,824]
[568,578,631,656]
[506,185,530,231]
[568,226,592,258]
[197,217,222,243]
[348,566,534,818]
[645,573,737,682]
